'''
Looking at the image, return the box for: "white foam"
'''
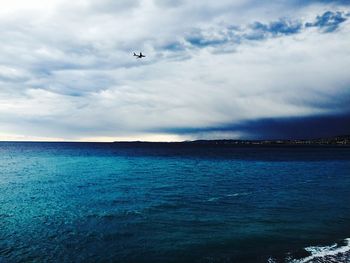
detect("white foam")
[290,238,350,263]
[267,257,277,263]
[208,197,220,202]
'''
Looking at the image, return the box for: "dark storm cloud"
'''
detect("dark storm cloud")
[235,114,350,139]
[158,113,350,140]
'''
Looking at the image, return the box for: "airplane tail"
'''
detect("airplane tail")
[133,52,137,56]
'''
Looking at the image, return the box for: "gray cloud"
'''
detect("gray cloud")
[89,0,141,14]
[154,0,184,8]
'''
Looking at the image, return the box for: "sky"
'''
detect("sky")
[0,0,349,141]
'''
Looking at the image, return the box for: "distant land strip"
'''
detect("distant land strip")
[114,135,350,145]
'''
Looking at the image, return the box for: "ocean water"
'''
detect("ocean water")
[0,142,350,263]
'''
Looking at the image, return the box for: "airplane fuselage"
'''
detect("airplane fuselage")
[134,52,146,58]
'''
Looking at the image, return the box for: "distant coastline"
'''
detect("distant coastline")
[113,135,350,145]
[1,135,349,145]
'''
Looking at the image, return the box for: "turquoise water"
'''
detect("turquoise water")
[0,142,350,262]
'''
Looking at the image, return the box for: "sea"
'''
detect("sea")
[0,142,349,263]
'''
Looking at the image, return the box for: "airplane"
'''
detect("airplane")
[133,52,146,58]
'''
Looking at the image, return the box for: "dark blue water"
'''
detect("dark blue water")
[0,142,350,262]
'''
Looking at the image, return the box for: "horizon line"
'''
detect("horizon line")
[0,135,349,144]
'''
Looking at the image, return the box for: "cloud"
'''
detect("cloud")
[169,11,348,51]
[248,19,302,39]
[154,0,184,8]
[88,0,141,14]
[0,1,349,141]
[305,11,348,32]
[161,113,350,140]
[229,113,350,140]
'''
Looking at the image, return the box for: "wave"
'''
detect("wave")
[291,238,350,263]
[208,197,221,202]
[268,238,350,263]
[87,210,144,220]
[226,192,251,197]
[207,192,251,202]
